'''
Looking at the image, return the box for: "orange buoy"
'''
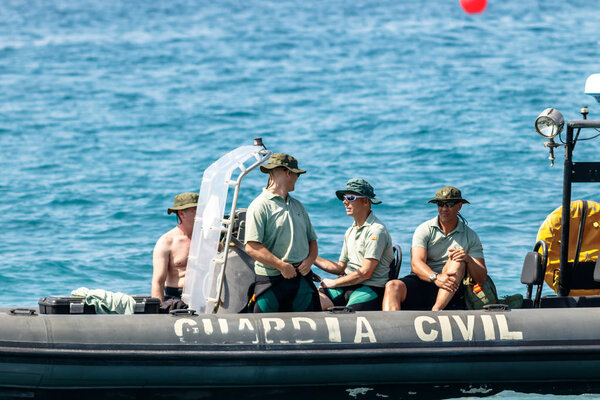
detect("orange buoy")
[459,0,487,14]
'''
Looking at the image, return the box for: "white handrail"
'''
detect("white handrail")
[182,143,270,313]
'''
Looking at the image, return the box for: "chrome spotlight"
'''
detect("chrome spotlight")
[535,108,564,139]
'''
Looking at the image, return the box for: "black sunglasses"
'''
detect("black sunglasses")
[436,201,458,208]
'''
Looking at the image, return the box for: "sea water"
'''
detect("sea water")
[1,1,599,398]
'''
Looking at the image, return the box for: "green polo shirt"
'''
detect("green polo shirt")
[245,189,318,276]
[339,212,393,288]
[412,216,484,273]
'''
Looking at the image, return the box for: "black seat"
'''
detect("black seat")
[539,259,600,308]
[520,240,548,308]
[539,296,578,308]
[388,244,403,280]
[522,240,600,308]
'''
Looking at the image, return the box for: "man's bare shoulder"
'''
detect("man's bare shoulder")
[155,227,185,249]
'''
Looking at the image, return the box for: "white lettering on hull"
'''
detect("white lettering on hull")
[262,318,286,344]
[415,314,523,342]
[325,317,342,343]
[292,317,317,344]
[173,313,523,345]
[202,318,213,335]
[238,318,259,344]
[174,318,199,343]
[497,314,523,340]
[218,318,229,334]
[452,315,474,341]
[414,316,437,341]
[354,317,377,343]
[438,316,453,341]
[481,315,495,340]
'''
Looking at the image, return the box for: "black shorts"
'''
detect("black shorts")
[160,287,187,314]
[164,286,183,300]
[399,274,465,310]
[320,285,385,311]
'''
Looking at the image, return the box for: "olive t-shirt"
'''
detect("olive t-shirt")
[245,189,317,276]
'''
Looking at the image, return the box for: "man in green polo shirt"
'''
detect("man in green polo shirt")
[244,153,320,313]
[383,186,487,311]
[314,179,394,311]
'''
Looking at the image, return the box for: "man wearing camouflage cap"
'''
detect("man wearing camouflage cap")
[314,178,394,311]
[383,186,487,311]
[244,153,320,313]
[151,192,198,305]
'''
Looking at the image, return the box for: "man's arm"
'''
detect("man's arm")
[314,257,346,275]
[151,236,171,302]
[321,258,378,288]
[245,241,297,279]
[297,240,318,276]
[411,247,459,293]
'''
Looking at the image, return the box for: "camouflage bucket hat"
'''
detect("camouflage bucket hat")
[427,186,470,204]
[259,153,306,175]
[335,178,382,205]
[167,192,199,214]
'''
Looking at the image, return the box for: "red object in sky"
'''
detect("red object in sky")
[459,0,487,14]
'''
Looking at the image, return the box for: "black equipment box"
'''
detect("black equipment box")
[38,295,160,314]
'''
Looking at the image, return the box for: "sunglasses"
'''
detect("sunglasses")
[343,195,366,202]
[436,201,458,208]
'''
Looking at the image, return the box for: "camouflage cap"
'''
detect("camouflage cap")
[259,153,306,175]
[335,178,382,205]
[167,192,199,214]
[427,186,470,204]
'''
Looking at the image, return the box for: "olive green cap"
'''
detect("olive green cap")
[427,186,470,204]
[335,178,382,205]
[167,192,199,214]
[260,153,306,174]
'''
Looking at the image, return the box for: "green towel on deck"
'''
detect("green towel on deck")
[71,287,136,314]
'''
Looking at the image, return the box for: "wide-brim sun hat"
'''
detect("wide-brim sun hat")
[167,192,199,214]
[427,186,470,204]
[259,153,306,174]
[335,178,382,204]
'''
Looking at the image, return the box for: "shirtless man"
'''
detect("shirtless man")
[151,192,198,303]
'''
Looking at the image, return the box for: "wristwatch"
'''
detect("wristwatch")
[429,272,438,282]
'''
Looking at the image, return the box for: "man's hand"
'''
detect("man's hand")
[448,248,470,264]
[280,263,297,279]
[435,271,460,292]
[297,258,313,276]
[320,278,336,289]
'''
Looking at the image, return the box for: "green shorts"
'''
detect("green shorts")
[320,284,384,311]
[253,274,320,313]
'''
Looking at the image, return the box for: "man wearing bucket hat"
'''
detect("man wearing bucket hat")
[313,178,394,311]
[244,153,320,313]
[151,192,198,306]
[383,186,487,311]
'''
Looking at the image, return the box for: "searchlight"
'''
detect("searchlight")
[535,108,564,139]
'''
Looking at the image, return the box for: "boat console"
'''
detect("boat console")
[522,84,600,307]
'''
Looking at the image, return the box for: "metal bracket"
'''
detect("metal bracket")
[483,304,509,312]
[8,308,37,316]
[169,309,197,316]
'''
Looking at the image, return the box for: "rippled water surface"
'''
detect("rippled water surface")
[1,1,600,397]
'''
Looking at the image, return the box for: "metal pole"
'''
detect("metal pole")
[559,125,573,296]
